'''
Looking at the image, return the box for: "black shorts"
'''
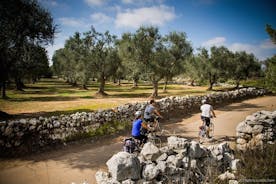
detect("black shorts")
[201,116,210,127]
[132,135,147,144]
[144,117,154,122]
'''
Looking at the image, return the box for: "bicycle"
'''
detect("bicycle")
[145,116,172,147]
[147,116,171,135]
[198,118,214,141]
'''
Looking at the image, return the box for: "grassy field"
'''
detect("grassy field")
[0,78,227,117]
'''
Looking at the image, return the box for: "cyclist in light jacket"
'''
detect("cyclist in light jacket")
[144,99,163,123]
[200,99,216,137]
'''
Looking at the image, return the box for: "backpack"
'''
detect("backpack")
[123,137,136,153]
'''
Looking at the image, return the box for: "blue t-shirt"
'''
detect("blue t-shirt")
[132,119,143,136]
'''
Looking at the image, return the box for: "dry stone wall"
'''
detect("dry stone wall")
[236,110,276,151]
[0,87,267,156]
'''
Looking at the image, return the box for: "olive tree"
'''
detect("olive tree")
[230,51,261,88]
[162,31,193,92]
[83,27,119,95]
[0,0,56,98]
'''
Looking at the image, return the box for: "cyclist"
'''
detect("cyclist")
[131,111,148,145]
[200,99,216,138]
[144,99,163,122]
[144,99,163,132]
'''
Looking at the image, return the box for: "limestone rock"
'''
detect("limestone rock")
[167,136,189,150]
[142,163,160,181]
[218,171,235,181]
[140,142,161,161]
[189,141,208,158]
[106,152,141,181]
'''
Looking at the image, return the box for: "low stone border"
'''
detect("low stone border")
[236,110,276,151]
[0,87,268,156]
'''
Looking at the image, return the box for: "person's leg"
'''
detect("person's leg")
[133,135,146,146]
[205,118,211,138]
[142,134,148,144]
[200,116,206,126]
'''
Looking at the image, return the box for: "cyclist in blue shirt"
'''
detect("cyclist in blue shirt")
[132,111,148,145]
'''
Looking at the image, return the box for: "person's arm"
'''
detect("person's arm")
[211,106,216,118]
[154,109,163,118]
[141,122,148,129]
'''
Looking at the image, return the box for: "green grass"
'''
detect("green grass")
[65,120,131,142]
[240,78,267,89]
[1,77,262,117]
[5,78,211,98]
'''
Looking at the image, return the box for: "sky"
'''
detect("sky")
[40,0,276,63]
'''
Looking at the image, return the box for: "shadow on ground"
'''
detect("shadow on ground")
[216,102,264,112]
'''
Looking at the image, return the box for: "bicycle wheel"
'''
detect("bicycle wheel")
[154,119,172,137]
[148,133,162,148]
[153,137,162,148]
[152,120,162,136]
[160,129,171,136]
[208,122,214,137]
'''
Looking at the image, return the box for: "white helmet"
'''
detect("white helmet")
[201,99,207,104]
[135,111,142,118]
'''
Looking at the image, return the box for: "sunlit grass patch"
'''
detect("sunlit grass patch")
[0,78,235,116]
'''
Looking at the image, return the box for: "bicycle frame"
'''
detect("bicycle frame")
[146,116,163,134]
[145,116,163,147]
[199,118,214,139]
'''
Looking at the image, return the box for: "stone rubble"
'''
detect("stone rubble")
[96,137,238,184]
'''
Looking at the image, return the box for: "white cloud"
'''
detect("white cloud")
[228,43,255,53]
[201,37,226,47]
[84,0,105,6]
[115,5,176,28]
[201,37,276,60]
[108,5,122,13]
[228,42,275,61]
[260,39,276,49]
[58,17,87,27]
[90,13,113,24]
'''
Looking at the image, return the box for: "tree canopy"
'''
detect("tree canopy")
[117,27,192,97]
[265,24,276,92]
[0,0,56,98]
[266,24,276,44]
[53,27,120,95]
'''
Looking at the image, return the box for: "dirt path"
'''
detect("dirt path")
[0,96,275,184]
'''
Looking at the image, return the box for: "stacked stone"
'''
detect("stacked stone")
[236,110,276,151]
[96,136,240,184]
[0,87,268,155]
[0,111,121,155]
